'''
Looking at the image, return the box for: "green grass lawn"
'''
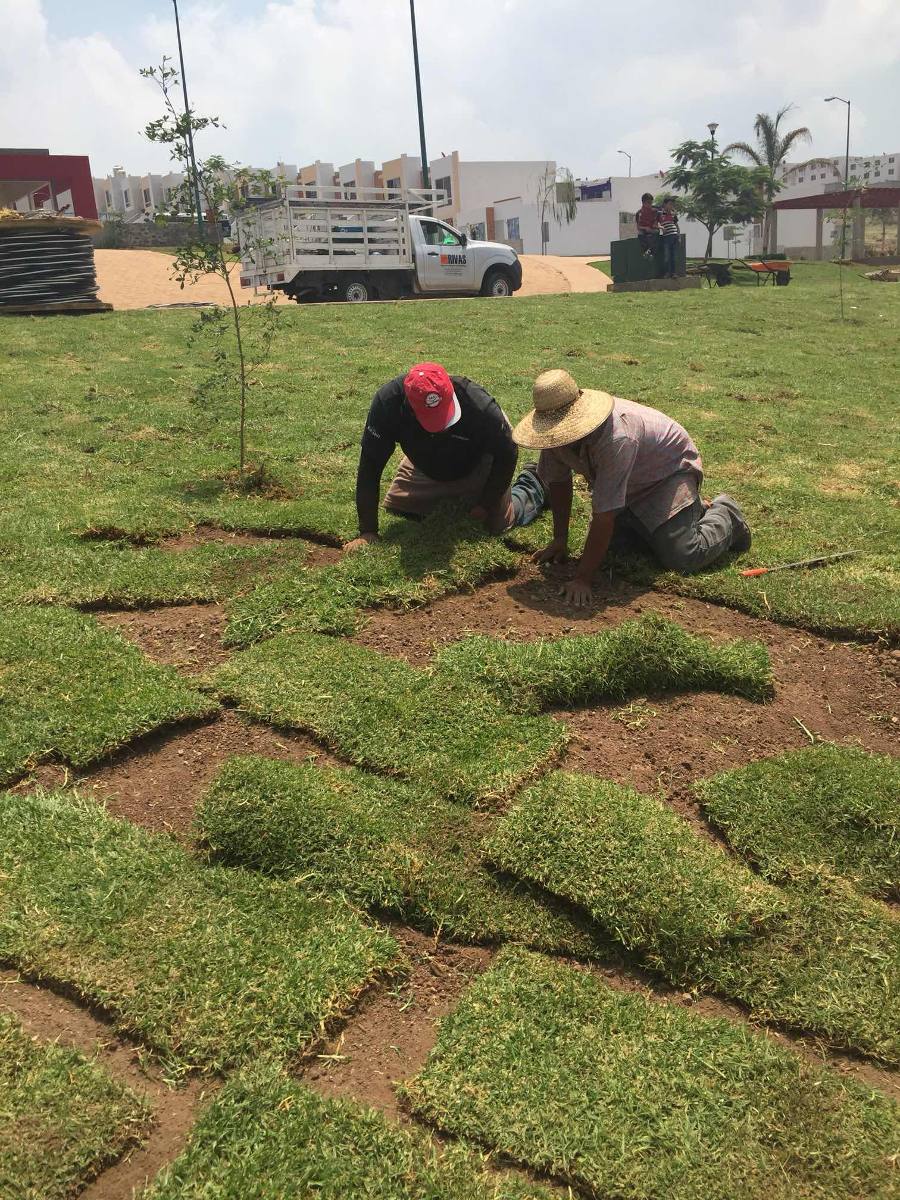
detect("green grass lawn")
[209,631,567,805]
[0,605,216,785]
[435,612,774,712]
[0,1011,151,1200]
[696,745,900,898]
[404,948,900,1200]
[146,1060,555,1200]
[1,261,897,640]
[0,790,398,1075]
[198,754,603,956]
[487,772,900,1062]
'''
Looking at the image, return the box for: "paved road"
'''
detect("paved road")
[93,250,610,310]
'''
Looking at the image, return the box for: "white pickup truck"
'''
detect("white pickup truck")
[236,185,522,303]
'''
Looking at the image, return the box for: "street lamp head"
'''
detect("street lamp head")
[707,122,719,136]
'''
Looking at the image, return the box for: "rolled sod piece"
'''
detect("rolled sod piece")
[198,755,605,957]
[0,604,217,785]
[145,1060,556,1200]
[404,948,900,1200]
[434,612,774,713]
[0,791,397,1074]
[0,1011,151,1200]
[209,631,567,805]
[696,744,900,898]
[484,771,784,978]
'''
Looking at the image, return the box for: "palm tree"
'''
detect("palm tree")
[726,106,811,253]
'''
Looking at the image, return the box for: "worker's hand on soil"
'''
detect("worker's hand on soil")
[561,576,594,607]
[533,537,569,565]
[344,533,379,554]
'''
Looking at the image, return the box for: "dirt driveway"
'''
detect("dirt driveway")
[93,250,609,310]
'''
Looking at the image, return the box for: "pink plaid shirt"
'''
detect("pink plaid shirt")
[537,397,703,531]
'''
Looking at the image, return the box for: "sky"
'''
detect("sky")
[4,0,899,180]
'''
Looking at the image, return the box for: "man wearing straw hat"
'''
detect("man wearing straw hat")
[513,369,751,606]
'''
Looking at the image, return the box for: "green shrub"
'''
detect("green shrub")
[435,613,774,713]
[0,790,397,1074]
[198,755,604,957]
[404,948,900,1200]
[696,745,900,897]
[209,632,567,805]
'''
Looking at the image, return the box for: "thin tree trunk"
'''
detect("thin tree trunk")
[705,228,714,259]
[222,254,247,476]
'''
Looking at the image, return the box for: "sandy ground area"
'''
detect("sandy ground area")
[93,249,609,310]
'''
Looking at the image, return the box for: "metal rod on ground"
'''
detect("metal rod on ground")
[173,0,205,237]
[409,0,430,190]
[740,550,862,578]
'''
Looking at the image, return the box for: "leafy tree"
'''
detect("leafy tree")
[141,58,279,482]
[725,107,811,253]
[664,139,768,258]
[535,167,578,255]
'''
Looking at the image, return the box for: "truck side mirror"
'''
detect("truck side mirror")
[460,233,468,247]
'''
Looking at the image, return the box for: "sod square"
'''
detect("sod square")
[0,790,398,1074]
[484,771,784,978]
[404,947,900,1200]
[225,505,521,645]
[0,1010,151,1200]
[198,754,604,957]
[435,613,774,712]
[0,605,217,785]
[695,744,900,898]
[144,1059,555,1200]
[209,632,567,805]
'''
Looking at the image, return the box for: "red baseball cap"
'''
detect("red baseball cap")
[403,362,456,433]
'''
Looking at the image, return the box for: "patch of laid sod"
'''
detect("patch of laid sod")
[486,772,900,1062]
[404,948,900,1200]
[198,755,603,957]
[0,606,217,785]
[484,772,783,978]
[145,1059,554,1200]
[0,1010,151,1200]
[435,613,774,713]
[0,791,397,1074]
[226,505,521,644]
[695,744,900,898]
[209,632,567,805]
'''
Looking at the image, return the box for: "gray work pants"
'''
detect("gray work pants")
[615,497,737,574]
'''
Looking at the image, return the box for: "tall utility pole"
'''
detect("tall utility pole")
[825,96,851,260]
[617,150,632,177]
[173,0,204,235]
[409,0,430,189]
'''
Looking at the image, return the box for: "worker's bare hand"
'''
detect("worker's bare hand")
[560,577,594,607]
[343,533,379,554]
[533,537,569,565]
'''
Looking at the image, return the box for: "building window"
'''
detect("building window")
[143,188,151,205]
[105,190,112,208]
[434,175,452,203]
[864,172,870,179]
[122,188,130,207]
[875,170,881,177]
[890,168,895,175]
[889,157,895,163]
[507,216,520,240]
[386,177,401,190]
[798,176,804,183]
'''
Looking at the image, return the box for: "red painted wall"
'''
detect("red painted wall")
[0,152,98,219]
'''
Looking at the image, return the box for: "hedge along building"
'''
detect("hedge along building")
[2,148,98,219]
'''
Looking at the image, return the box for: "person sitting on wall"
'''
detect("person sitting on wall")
[513,369,751,606]
[345,362,546,552]
[636,192,660,257]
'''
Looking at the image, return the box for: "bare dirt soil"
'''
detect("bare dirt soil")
[94,250,609,310]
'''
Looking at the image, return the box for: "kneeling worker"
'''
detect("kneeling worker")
[346,362,545,551]
[513,369,751,606]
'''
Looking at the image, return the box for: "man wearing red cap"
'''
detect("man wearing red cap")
[346,363,545,551]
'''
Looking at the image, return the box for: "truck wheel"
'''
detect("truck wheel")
[481,268,514,297]
[341,277,370,302]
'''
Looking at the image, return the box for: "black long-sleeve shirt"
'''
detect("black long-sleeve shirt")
[355,375,518,534]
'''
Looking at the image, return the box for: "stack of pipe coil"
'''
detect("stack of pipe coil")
[0,215,106,311]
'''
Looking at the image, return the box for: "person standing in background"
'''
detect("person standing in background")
[659,198,680,279]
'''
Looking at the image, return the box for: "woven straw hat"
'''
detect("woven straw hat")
[512,369,614,450]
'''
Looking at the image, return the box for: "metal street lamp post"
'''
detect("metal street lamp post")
[617,150,632,177]
[172,0,204,236]
[409,1,430,189]
[825,96,851,259]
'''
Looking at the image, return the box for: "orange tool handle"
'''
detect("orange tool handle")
[740,567,769,577]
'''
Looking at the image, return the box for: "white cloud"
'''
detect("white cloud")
[2,0,898,180]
